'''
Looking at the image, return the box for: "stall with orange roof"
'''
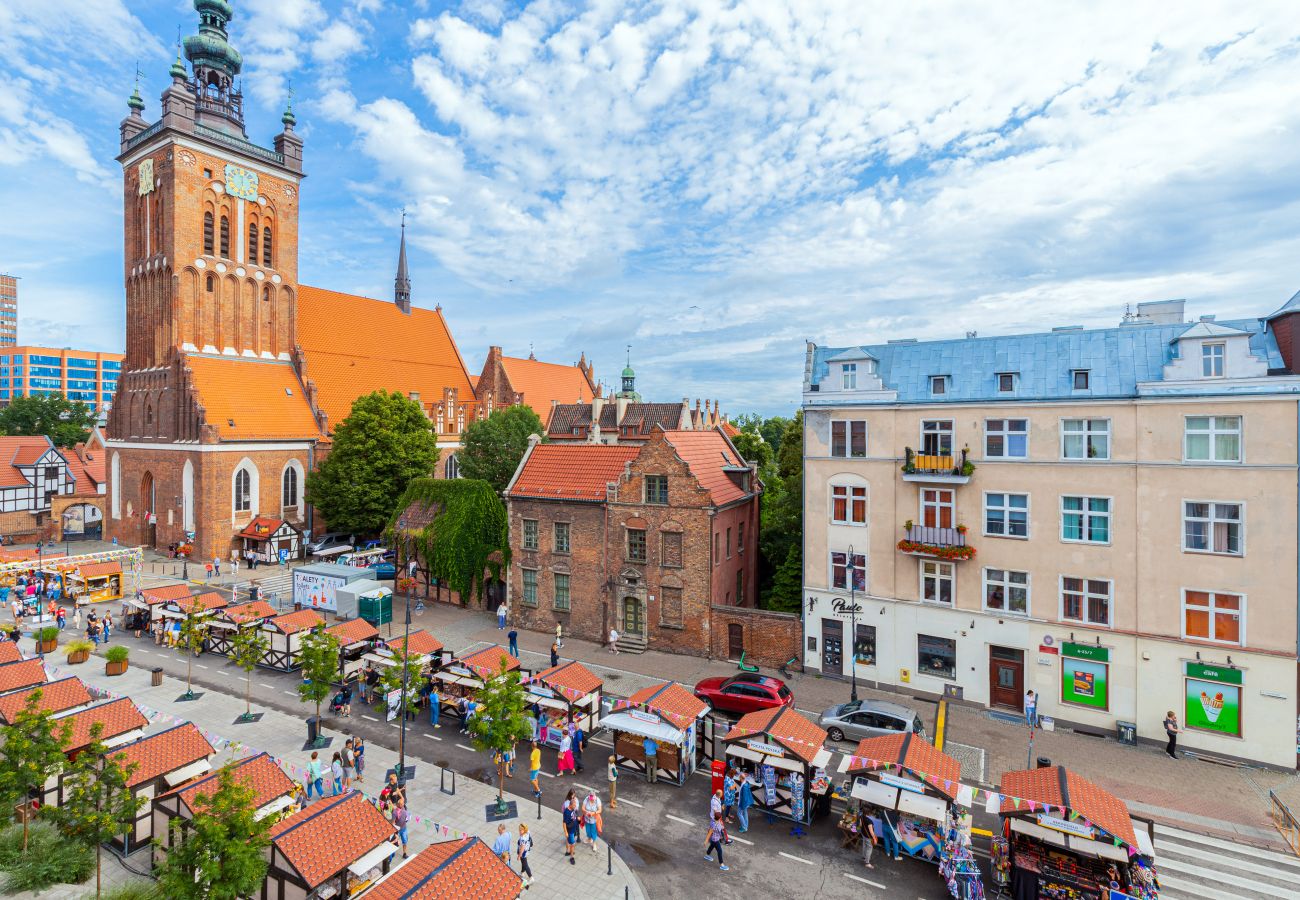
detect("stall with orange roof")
[721,706,832,825]
[433,644,523,717]
[602,680,710,786]
[526,660,604,748]
[64,560,123,604]
[264,790,398,899]
[206,599,279,656]
[362,836,521,900]
[260,609,325,671]
[326,616,381,681]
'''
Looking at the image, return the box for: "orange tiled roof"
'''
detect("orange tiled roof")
[725,706,827,764]
[535,660,602,698]
[141,583,193,605]
[221,600,278,623]
[185,355,321,441]
[459,645,520,680]
[269,791,396,889]
[76,561,121,579]
[720,420,741,438]
[849,733,962,800]
[0,436,51,487]
[0,642,20,664]
[999,765,1137,847]
[179,591,229,613]
[58,697,148,751]
[661,429,749,506]
[365,837,520,900]
[297,286,476,435]
[0,676,91,723]
[500,355,595,418]
[506,443,639,502]
[327,617,379,647]
[62,446,105,496]
[161,752,294,815]
[626,681,709,729]
[111,722,215,788]
[238,516,288,539]
[390,629,443,657]
[267,609,324,634]
[0,659,45,693]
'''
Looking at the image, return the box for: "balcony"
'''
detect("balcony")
[901,447,973,484]
[898,525,976,561]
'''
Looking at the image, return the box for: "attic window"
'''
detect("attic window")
[841,363,858,390]
[1072,370,1090,391]
[227,418,235,427]
[997,373,1017,393]
[1202,342,1225,377]
[929,375,948,396]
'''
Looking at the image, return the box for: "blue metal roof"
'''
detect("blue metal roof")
[811,318,1285,403]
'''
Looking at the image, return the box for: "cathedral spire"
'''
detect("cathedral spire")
[183,0,245,134]
[394,211,412,315]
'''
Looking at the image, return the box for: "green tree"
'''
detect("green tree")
[456,404,545,493]
[229,624,270,721]
[730,428,773,475]
[0,395,96,447]
[759,412,803,610]
[466,661,533,814]
[153,763,271,900]
[0,690,71,852]
[375,650,422,721]
[46,723,144,899]
[768,544,803,614]
[297,628,340,745]
[177,605,210,700]
[305,390,439,536]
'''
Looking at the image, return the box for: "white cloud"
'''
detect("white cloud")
[312,21,366,64]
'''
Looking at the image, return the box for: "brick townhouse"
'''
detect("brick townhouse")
[504,427,761,656]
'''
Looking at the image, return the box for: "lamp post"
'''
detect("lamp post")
[396,552,415,786]
[846,545,859,703]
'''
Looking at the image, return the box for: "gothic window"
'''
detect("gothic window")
[206,274,214,292]
[233,468,251,513]
[262,226,273,267]
[282,466,298,508]
[248,222,259,260]
[145,404,153,425]
[262,285,270,301]
[219,215,230,258]
[203,211,214,255]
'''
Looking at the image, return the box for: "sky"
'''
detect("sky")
[2,1,1299,417]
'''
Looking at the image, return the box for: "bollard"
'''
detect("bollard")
[607,842,612,876]
[536,792,542,820]
[625,887,629,900]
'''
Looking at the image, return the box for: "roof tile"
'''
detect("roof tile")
[57,697,148,751]
[220,600,278,624]
[507,444,639,502]
[364,837,520,900]
[160,752,294,815]
[179,591,229,613]
[535,660,602,698]
[111,722,215,788]
[269,791,396,889]
[459,645,520,679]
[0,642,20,664]
[141,583,194,605]
[625,681,709,729]
[500,356,595,419]
[75,562,121,579]
[267,609,324,635]
[185,355,321,441]
[849,733,962,799]
[0,659,46,693]
[328,617,379,647]
[999,766,1137,846]
[725,706,827,763]
[660,429,749,506]
[0,676,91,723]
[390,629,443,657]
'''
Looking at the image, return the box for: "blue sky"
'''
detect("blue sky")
[3,1,1300,416]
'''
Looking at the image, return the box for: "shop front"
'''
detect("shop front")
[206,600,279,656]
[239,516,303,564]
[65,561,123,605]
[721,706,832,825]
[1181,661,1242,741]
[603,681,710,785]
[1059,642,1111,715]
[526,660,604,748]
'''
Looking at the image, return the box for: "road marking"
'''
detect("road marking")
[617,798,642,808]
[589,737,613,748]
[281,691,296,696]
[665,814,694,827]
[361,715,378,722]
[1157,856,1300,897]
[259,683,276,689]
[389,723,400,729]
[455,743,477,752]
[970,827,993,837]
[844,873,886,889]
[575,784,595,793]
[728,834,753,846]
[136,649,151,654]
[779,851,815,866]
[426,733,442,741]
[1155,823,1300,868]
[196,664,209,669]
[934,699,947,751]
[539,771,555,778]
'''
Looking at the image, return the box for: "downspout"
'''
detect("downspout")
[306,443,315,540]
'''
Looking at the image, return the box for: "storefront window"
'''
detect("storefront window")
[853,624,876,665]
[1184,662,1242,737]
[917,634,956,680]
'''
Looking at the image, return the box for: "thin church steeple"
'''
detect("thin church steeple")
[394,211,411,315]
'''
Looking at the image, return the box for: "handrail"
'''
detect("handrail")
[194,124,285,165]
[1270,789,1300,856]
[124,120,165,152]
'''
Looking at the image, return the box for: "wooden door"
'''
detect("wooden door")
[989,647,1024,710]
[727,624,744,660]
[921,489,954,528]
[623,596,643,635]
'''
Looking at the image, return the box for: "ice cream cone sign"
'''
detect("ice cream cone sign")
[1199,690,1225,724]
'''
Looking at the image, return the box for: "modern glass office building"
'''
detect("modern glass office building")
[0,346,123,411]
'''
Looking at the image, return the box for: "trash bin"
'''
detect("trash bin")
[151,666,163,687]
[1116,721,1137,746]
[306,716,320,745]
[1036,756,1052,769]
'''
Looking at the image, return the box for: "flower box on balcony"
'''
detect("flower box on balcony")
[897,539,977,561]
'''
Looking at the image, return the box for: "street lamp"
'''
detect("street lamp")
[396,553,415,786]
[846,545,859,703]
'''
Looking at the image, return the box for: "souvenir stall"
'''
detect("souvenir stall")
[107,722,216,856]
[206,599,279,656]
[999,765,1159,900]
[259,609,325,671]
[365,628,444,670]
[326,617,381,681]
[238,516,303,564]
[264,791,398,899]
[156,591,229,629]
[602,681,710,786]
[527,660,604,748]
[64,561,124,605]
[130,583,195,634]
[721,706,832,825]
[431,645,521,720]
[362,837,519,900]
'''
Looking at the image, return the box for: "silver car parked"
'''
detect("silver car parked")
[818,699,925,743]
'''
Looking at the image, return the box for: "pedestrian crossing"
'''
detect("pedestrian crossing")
[1154,822,1300,900]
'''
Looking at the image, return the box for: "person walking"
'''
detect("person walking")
[1025,689,1038,728]
[508,628,519,658]
[330,752,344,795]
[880,809,901,860]
[549,642,560,668]
[557,730,575,776]
[607,628,619,653]
[554,621,563,649]
[517,823,534,890]
[493,823,513,866]
[710,789,723,823]
[101,612,113,642]
[392,796,410,859]
[607,755,619,810]
[306,751,324,799]
[736,772,754,833]
[429,684,440,727]
[497,601,508,629]
[571,723,585,772]
[529,741,542,798]
[72,606,81,631]
[353,736,366,783]
[213,556,221,577]
[562,791,581,864]
[705,810,729,871]
[581,790,602,853]
[1164,710,1181,759]
[55,605,65,630]
[860,807,879,869]
[644,737,658,783]
[341,739,355,790]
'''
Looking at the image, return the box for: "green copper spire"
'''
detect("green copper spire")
[281,84,296,127]
[170,52,187,81]
[127,83,145,112]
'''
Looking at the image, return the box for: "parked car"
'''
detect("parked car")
[693,673,793,715]
[818,699,925,743]
[306,532,353,556]
[367,561,396,580]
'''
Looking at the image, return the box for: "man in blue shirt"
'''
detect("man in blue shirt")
[492,823,513,867]
[643,737,658,783]
[737,773,755,832]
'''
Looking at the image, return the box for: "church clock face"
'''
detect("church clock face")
[224,164,259,201]
[137,159,154,195]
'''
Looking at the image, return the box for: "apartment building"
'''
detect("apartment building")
[801,296,1300,768]
[0,275,16,346]
[0,346,123,411]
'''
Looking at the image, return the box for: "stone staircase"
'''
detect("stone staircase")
[617,631,648,654]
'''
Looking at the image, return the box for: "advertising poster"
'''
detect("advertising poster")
[293,571,343,611]
[1185,678,1241,736]
[1060,657,1108,709]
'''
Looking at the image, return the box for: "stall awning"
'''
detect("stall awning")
[811,748,833,769]
[851,778,898,808]
[347,841,397,877]
[125,597,148,610]
[527,695,567,711]
[207,620,236,631]
[725,745,764,764]
[163,759,212,787]
[103,729,146,749]
[600,711,684,745]
[254,795,295,821]
[761,754,804,773]
[1010,817,1067,847]
[1133,826,1155,860]
[434,671,481,688]
[1069,835,1129,862]
[898,790,948,822]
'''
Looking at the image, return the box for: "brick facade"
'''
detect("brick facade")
[708,606,803,669]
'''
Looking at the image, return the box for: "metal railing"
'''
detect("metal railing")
[194,124,285,165]
[1271,789,1300,856]
[123,120,164,152]
[902,447,973,477]
[903,525,967,548]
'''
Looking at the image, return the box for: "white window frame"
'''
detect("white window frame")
[1060,495,1111,545]
[1184,415,1242,463]
[830,483,868,526]
[996,372,1017,394]
[829,550,867,592]
[1059,575,1113,628]
[920,419,954,456]
[830,420,868,458]
[1181,588,1245,647]
[983,568,1030,616]
[841,363,857,390]
[929,375,948,396]
[1201,342,1226,378]
[984,491,1029,539]
[920,560,955,606]
[984,419,1028,459]
[1060,418,1110,461]
[1181,500,1244,556]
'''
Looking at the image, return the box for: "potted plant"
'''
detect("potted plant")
[64,638,94,665]
[37,626,59,654]
[104,645,130,676]
[955,524,968,535]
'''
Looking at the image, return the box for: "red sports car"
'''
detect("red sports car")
[693,673,793,715]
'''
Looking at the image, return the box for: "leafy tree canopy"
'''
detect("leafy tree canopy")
[466,662,533,802]
[297,629,341,736]
[456,404,544,493]
[0,395,96,448]
[305,391,439,536]
[0,690,70,816]
[387,477,509,604]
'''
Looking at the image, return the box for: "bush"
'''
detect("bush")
[0,822,95,891]
[95,882,164,900]
[64,638,94,656]
[37,626,59,642]
[104,645,130,664]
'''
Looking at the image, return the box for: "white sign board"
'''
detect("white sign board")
[294,570,346,612]
[880,772,925,794]
[1037,813,1094,839]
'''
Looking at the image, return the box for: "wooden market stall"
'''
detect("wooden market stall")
[432,644,520,720]
[207,599,279,656]
[603,681,710,786]
[361,837,522,900]
[153,752,296,871]
[130,582,195,634]
[264,790,398,900]
[722,706,832,825]
[38,698,149,809]
[327,617,381,681]
[260,609,325,671]
[0,675,91,725]
[999,765,1159,900]
[64,561,124,605]
[527,660,604,749]
[239,516,304,565]
[0,658,46,694]
[108,722,216,856]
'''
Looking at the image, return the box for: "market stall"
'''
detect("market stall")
[206,599,279,656]
[130,583,194,633]
[238,516,303,564]
[362,837,520,900]
[64,561,123,605]
[722,705,832,825]
[602,681,710,786]
[431,645,520,719]
[264,790,398,899]
[365,628,444,669]
[527,660,604,748]
[999,765,1159,900]
[326,617,381,681]
[259,609,325,671]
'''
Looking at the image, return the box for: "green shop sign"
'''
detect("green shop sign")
[1061,657,1108,710]
[1183,662,1243,685]
[1061,642,1110,663]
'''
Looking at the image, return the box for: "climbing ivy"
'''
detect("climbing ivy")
[386,477,509,606]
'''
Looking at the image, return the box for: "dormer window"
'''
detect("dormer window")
[997,373,1017,394]
[1202,342,1225,377]
[930,375,948,396]
[842,363,858,390]
[1072,369,1090,391]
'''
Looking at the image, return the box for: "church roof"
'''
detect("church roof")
[185,356,320,440]
[499,356,595,416]
[296,286,476,433]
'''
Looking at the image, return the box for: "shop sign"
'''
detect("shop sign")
[1038,644,1058,655]
[446,665,472,678]
[1062,642,1109,662]
[830,597,864,619]
[880,773,925,794]
[627,709,660,726]
[1185,677,1241,737]
[1061,657,1108,710]
[529,685,556,699]
[1037,813,1093,839]
[1183,662,1243,685]
[746,739,786,758]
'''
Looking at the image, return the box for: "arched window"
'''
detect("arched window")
[234,468,251,512]
[262,226,273,267]
[219,215,230,258]
[262,285,270,301]
[145,404,153,425]
[203,211,214,255]
[282,466,299,508]
[206,274,214,292]
[445,454,460,479]
[248,222,259,261]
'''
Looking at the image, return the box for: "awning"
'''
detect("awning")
[528,695,567,711]
[435,671,481,688]
[725,745,765,764]
[163,759,212,787]
[837,755,853,774]
[1068,835,1129,862]
[1133,826,1156,860]
[600,711,684,745]
[851,777,898,808]
[254,795,294,821]
[103,729,146,749]
[898,790,948,823]
[346,841,397,877]
[314,546,350,557]
[125,597,148,610]
[207,619,236,631]
[1010,817,1067,847]
[811,748,833,769]
[761,754,804,773]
